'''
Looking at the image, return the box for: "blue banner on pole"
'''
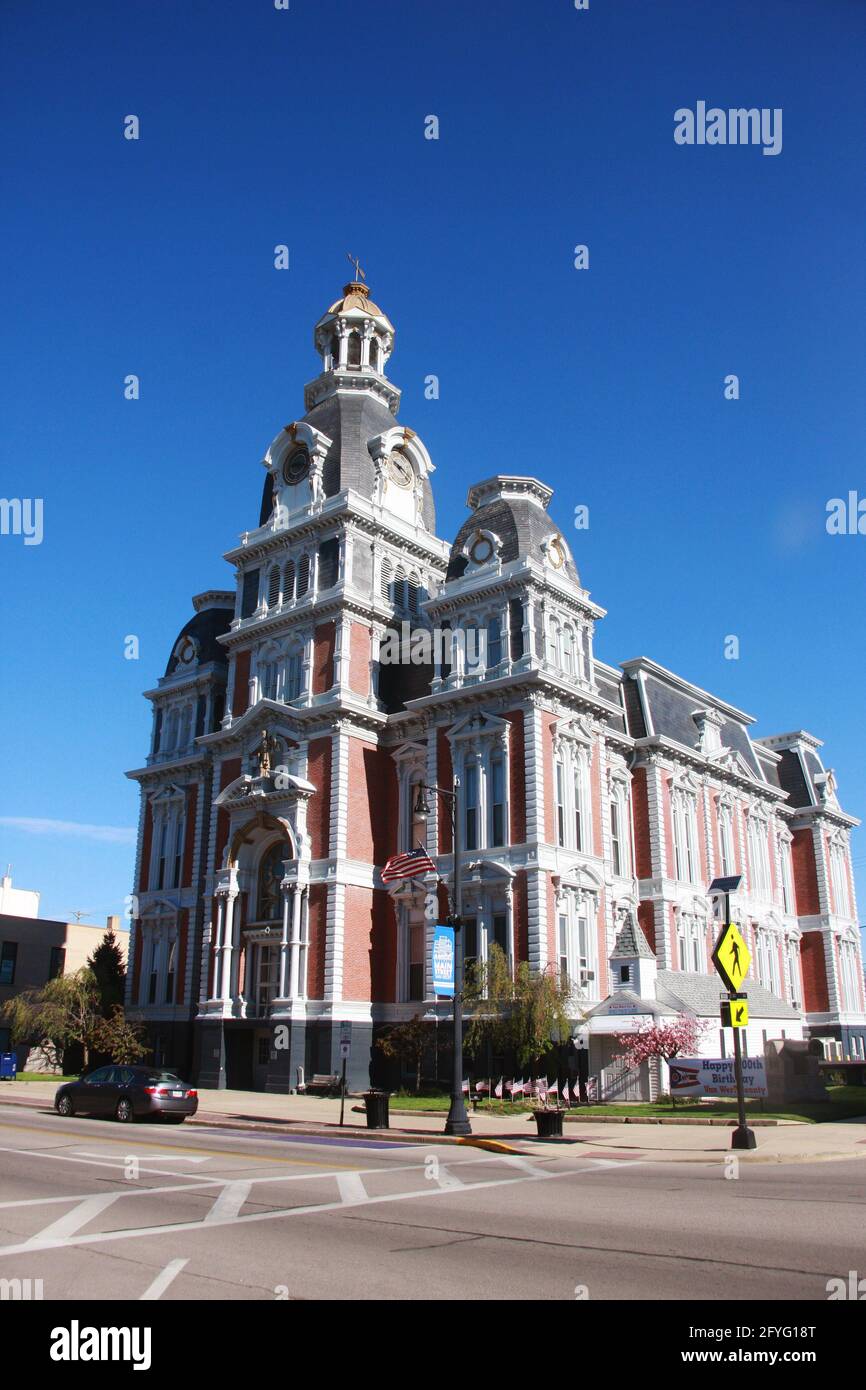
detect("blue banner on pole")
[432,924,455,996]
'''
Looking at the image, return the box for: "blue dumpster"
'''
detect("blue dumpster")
[0,1053,17,1080]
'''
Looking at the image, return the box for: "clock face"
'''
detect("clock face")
[386,452,413,488]
[547,536,565,569]
[177,638,197,665]
[469,533,494,564]
[283,449,310,485]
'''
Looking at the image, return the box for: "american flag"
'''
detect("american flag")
[475,1079,490,1095]
[562,1079,571,1106]
[494,1078,504,1099]
[381,845,438,883]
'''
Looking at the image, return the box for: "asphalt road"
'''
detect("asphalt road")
[0,1108,863,1301]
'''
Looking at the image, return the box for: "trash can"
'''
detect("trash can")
[363,1090,390,1129]
[0,1053,17,1081]
[533,1108,564,1138]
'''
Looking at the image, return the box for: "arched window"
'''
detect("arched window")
[267,566,281,609]
[562,626,574,676]
[547,619,560,667]
[369,338,380,372]
[381,557,393,601]
[283,559,295,603]
[285,647,303,702]
[393,567,407,612]
[347,332,361,368]
[297,553,310,597]
[407,574,420,616]
[329,333,340,368]
[257,843,285,922]
[487,615,502,670]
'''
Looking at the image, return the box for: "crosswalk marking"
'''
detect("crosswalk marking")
[204,1181,251,1223]
[336,1172,368,1204]
[140,1257,189,1301]
[24,1193,121,1247]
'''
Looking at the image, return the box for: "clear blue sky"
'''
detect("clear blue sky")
[1,0,864,928]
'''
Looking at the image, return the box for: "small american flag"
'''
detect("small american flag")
[381,845,437,883]
[475,1079,490,1095]
[562,1079,571,1106]
[494,1077,504,1099]
[461,1079,470,1094]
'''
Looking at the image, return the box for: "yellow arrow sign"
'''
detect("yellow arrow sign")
[712,922,751,992]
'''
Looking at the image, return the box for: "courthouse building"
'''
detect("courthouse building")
[125,280,866,1093]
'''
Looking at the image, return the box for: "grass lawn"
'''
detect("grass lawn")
[4,1073,77,1084]
[387,1085,866,1125]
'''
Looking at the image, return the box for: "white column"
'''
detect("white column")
[288,884,303,998]
[279,884,291,998]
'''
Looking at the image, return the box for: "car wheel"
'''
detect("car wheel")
[115,1098,135,1124]
[56,1095,74,1118]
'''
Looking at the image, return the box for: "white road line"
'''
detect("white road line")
[0,1159,642,1258]
[75,1151,209,1165]
[140,1258,189,1301]
[500,1155,555,1179]
[204,1181,251,1223]
[24,1193,122,1247]
[335,1172,367,1204]
[432,1165,464,1190]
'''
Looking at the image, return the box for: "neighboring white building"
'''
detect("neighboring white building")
[0,872,39,919]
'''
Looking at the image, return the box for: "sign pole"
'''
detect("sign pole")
[339,1055,347,1127]
[725,889,756,1151]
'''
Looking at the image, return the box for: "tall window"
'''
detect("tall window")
[718,804,735,877]
[283,559,295,602]
[173,815,184,890]
[610,796,623,877]
[677,915,704,972]
[555,759,566,847]
[0,942,17,986]
[490,755,506,847]
[165,938,177,1004]
[257,844,285,922]
[780,838,794,915]
[747,817,771,898]
[464,764,478,851]
[830,840,851,919]
[562,626,574,676]
[285,648,303,702]
[487,616,502,670]
[156,822,168,890]
[557,914,569,984]
[673,794,698,884]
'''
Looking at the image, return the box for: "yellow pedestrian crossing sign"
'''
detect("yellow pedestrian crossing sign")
[712,922,751,992]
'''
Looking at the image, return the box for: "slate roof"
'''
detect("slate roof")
[446,485,580,584]
[164,603,232,677]
[656,970,799,1020]
[628,669,763,779]
[774,748,813,807]
[259,391,436,530]
[611,916,656,960]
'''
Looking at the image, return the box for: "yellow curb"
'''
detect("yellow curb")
[456,1137,523,1154]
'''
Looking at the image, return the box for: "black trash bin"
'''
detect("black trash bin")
[363,1090,390,1130]
[533,1108,564,1139]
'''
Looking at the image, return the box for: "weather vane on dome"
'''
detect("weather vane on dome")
[346,252,367,284]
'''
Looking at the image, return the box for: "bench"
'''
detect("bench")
[302,1073,342,1095]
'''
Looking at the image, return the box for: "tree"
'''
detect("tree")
[464,944,577,1078]
[614,1017,708,1106]
[87,927,126,1016]
[90,1007,150,1065]
[1,969,101,1071]
[375,1015,431,1092]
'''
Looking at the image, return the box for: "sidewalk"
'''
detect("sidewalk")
[3,1079,866,1164]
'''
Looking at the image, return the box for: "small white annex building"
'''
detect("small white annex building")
[584,918,803,1100]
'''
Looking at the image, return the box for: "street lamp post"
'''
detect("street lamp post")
[414,780,472,1137]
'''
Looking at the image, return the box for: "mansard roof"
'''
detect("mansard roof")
[445,475,580,584]
[620,658,763,780]
[164,595,233,677]
[258,390,436,530]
